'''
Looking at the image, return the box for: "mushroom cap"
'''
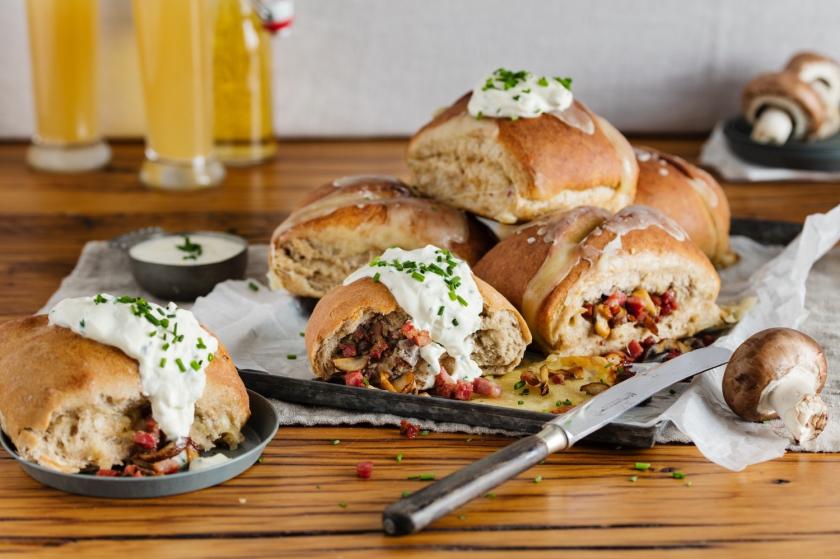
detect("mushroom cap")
[785,51,840,75]
[723,328,828,422]
[742,72,827,136]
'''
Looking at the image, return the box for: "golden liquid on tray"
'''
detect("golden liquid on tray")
[133,0,216,162]
[26,0,100,145]
[213,0,276,164]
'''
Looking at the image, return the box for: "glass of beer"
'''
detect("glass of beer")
[133,0,224,190]
[25,0,111,172]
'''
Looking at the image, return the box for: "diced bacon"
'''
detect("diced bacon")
[472,377,501,398]
[369,339,388,360]
[605,291,627,314]
[581,303,594,319]
[549,372,566,385]
[454,380,473,401]
[641,336,656,349]
[133,430,159,450]
[340,343,357,357]
[625,296,645,317]
[400,419,420,439]
[550,405,574,414]
[626,339,644,360]
[400,321,432,347]
[356,461,374,479]
[144,418,161,439]
[96,469,119,477]
[152,454,187,475]
[434,370,456,398]
[344,370,365,387]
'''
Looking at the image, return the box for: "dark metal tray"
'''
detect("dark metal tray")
[242,218,802,449]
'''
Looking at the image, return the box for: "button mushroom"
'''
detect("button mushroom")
[722,328,829,443]
[742,72,827,144]
[785,52,840,129]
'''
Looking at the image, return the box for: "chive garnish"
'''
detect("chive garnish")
[190,360,201,371]
[634,462,651,471]
[162,343,170,351]
[331,439,340,445]
[513,380,526,390]
[437,306,444,316]
[176,235,203,261]
[207,353,214,362]
[395,453,404,463]
[196,337,207,350]
[93,294,107,304]
[159,358,166,368]
[401,490,412,498]
[672,471,686,479]
[533,475,542,484]
[373,272,381,282]
[287,354,297,360]
[407,473,436,481]
[452,318,459,326]
[248,281,259,292]
[175,358,186,372]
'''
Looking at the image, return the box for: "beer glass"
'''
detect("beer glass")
[26,0,111,172]
[133,0,224,190]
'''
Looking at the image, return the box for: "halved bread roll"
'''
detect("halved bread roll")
[0,315,249,473]
[306,276,530,394]
[473,206,721,356]
[406,94,638,224]
[633,147,737,267]
[268,175,496,297]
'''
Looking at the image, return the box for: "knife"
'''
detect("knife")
[381,344,732,536]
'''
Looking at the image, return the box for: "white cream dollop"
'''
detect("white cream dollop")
[467,68,573,120]
[343,245,484,388]
[48,294,218,440]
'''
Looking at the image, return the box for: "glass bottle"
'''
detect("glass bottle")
[212,0,278,166]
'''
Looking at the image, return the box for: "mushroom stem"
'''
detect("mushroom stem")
[761,366,828,443]
[751,108,793,144]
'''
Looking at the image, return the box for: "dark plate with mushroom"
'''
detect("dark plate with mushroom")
[0,390,279,498]
[723,116,840,171]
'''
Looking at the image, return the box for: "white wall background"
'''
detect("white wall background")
[1,0,839,138]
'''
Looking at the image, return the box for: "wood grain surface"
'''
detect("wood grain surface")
[0,139,838,558]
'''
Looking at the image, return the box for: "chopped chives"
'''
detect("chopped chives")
[175,358,186,372]
[407,473,435,481]
[513,380,526,390]
[437,306,444,316]
[373,272,381,282]
[395,453,404,463]
[159,358,166,368]
[533,475,542,484]
[287,354,297,360]
[190,360,201,371]
[634,462,651,471]
[196,337,207,349]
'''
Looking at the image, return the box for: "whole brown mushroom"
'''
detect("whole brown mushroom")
[723,328,829,443]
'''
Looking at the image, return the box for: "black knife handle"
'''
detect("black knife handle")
[382,425,569,536]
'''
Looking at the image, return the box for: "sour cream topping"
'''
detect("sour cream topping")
[344,245,484,388]
[48,294,218,440]
[129,233,244,266]
[467,68,573,119]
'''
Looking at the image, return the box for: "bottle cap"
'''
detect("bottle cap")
[251,0,294,34]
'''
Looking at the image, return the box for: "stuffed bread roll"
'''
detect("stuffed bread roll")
[473,206,721,357]
[305,245,531,399]
[268,175,496,298]
[406,69,637,224]
[634,147,737,267]
[0,294,249,474]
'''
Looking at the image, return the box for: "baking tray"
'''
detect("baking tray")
[241,216,803,449]
[723,116,840,171]
[0,389,279,498]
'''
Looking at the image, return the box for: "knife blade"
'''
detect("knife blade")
[382,344,732,536]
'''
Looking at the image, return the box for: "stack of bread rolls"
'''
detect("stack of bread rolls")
[268,68,736,397]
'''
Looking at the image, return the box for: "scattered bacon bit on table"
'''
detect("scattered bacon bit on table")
[356,461,374,479]
[400,419,420,439]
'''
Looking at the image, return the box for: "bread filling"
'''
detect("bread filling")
[328,312,504,401]
[84,411,198,477]
[581,287,678,341]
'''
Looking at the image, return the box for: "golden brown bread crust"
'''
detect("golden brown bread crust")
[269,176,497,297]
[633,147,736,267]
[305,276,531,379]
[742,72,826,134]
[475,206,721,353]
[407,93,638,223]
[0,315,249,466]
[472,206,611,308]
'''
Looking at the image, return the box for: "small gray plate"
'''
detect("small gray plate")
[0,389,278,499]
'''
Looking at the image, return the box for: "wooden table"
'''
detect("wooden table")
[0,139,838,558]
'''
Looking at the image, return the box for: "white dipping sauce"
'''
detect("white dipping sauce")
[129,234,244,266]
[48,294,218,440]
[344,245,484,388]
[468,68,573,119]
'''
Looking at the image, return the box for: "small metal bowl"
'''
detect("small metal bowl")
[723,116,840,171]
[126,231,248,301]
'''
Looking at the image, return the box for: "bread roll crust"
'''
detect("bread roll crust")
[269,176,496,297]
[407,94,638,224]
[305,276,531,381]
[475,206,720,354]
[0,315,249,472]
[633,147,736,267]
